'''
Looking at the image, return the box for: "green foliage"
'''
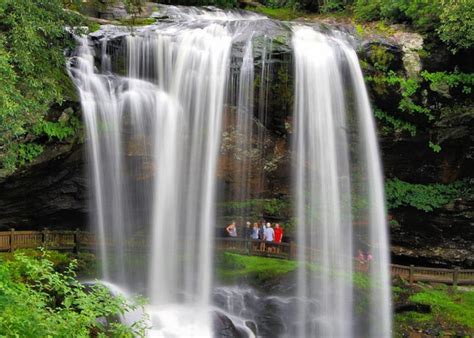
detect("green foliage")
[354,0,439,30]
[353,0,383,21]
[437,0,474,53]
[252,6,301,20]
[1,249,99,277]
[428,141,441,153]
[161,0,238,8]
[408,286,474,329]
[0,0,84,171]
[119,17,157,26]
[319,0,346,13]
[367,44,394,71]
[260,0,290,8]
[385,178,469,212]
[421,71,474,96]
[0,250,148,337]
[366,71,432,120]
[353,0,474,53]
[394,283,474,336]
[374,109,417,136]
[219,198,291,220]
[34,113,82,141]
[123,0,145,16]
[367,61,473,144]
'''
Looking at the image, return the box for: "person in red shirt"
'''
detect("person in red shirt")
[274,223,283,243]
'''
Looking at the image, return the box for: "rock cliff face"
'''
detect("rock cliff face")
[0,144,87,231]
[381,132,473,267]
[0,17,471,267]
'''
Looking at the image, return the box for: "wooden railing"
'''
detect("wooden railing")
[0,229,95,253]
[215,237,296,260]
[1,230,473,285]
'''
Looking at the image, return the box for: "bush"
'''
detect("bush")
[353,0,473,53]
[353,0,383,21]
[385,178,470,212]
[0,250,148,337]
[437,0,474,53]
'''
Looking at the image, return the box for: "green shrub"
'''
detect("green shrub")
[219,198,291,219]
[0,250,148,337]
[437,0,474,53]
[252,6,300,20]
[421,71,474,96]
[353,0,383,21]
[354,0,473,54]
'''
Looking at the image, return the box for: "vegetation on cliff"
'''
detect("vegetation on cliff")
[0,0,86,173]
[385,178,471,212]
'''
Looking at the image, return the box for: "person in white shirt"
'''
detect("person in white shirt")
[264,222,274,242]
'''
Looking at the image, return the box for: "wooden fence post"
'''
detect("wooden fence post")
[9,228,15,252]
[74,229,80,254]
[409,265,415,285]
[42,228,48,249]
[453,267,460,287]
[289,241,296,260]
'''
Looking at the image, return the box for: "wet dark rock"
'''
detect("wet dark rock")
[360,40,404,70]
[244,320,257,335]
[381,110,474,268]
[213,285,321,337]
[395,303,431,314]
[213,311,244,338]
[0,144,87,231]
[98,1,128,20]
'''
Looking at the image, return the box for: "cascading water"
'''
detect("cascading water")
[147,24,232,335]
[70,24,232,335]
[68,6,281,336]
[292,26,391,337]
[69,6,391,337]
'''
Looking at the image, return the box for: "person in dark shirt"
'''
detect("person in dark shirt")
[243,221,252,239]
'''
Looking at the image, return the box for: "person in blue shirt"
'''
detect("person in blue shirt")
[251,222,260,240]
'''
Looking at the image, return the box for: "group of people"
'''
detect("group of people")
[356,249,373,271]
[225,221,284,243]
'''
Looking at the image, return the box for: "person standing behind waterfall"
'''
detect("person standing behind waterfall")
[274,223,283,243]
[243,221,252,239]
[264,223,274,242]
[259,220,266,240]
[251,222,260,240]
[258,221,266,251]
[226,221,237,238]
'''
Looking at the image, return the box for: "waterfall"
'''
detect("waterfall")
[292,26,391,337]
[68,7,274,336]
[68,7,391,336]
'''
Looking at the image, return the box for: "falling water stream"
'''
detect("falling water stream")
[292,26,391,337]
[68,5,391,337]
